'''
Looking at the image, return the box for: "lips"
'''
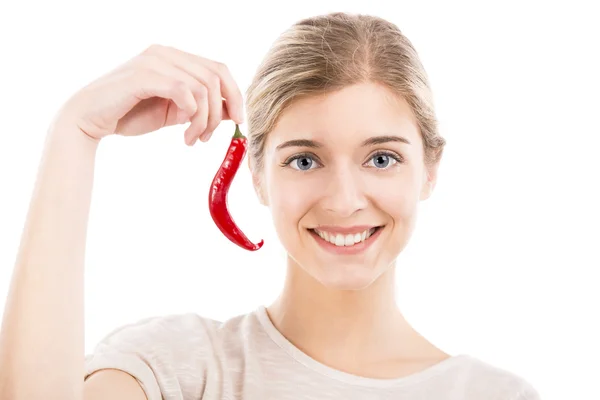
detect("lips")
[307,225,385,255]
[308,226,383,247]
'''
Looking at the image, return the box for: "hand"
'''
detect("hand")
[57,44,245,145]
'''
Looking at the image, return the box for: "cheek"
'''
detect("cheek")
[372,173,421,221]
[268,171,319,228]
[267,172,322,253]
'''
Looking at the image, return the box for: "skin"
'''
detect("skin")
[0,45,244,400]
[0,43,447,399]
[252,81,449,378]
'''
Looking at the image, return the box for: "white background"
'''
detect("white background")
[1,1,598,398]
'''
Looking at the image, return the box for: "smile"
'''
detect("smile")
[307,226,384,255]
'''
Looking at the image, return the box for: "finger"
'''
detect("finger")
[130,69,197,120]
[146,45,245,124]
[141,48,222,143]
[198,72,222,142]
[187,85,209,145]
[132,55,210,142]
[177,99,231,144]
[204,62,244,125]
[220,99,232,120]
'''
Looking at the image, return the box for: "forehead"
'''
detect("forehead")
[266,82,422,148]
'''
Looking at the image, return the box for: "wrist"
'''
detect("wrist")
[46,111,101,152]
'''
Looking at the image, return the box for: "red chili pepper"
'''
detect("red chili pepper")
[208,124,264,251]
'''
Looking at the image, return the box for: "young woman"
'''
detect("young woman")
[0,12,539,400]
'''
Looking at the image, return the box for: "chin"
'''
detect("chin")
[309,261,385,291]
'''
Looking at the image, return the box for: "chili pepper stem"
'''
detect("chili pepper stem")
[233,124,245,139]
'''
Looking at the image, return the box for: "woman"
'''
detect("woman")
[0,11,540,400]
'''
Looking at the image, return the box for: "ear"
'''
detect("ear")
[248,157,268,206]
[419,159,440,201]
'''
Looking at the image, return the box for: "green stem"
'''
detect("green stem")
[233,124,245,139]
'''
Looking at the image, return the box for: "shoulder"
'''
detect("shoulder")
[451,355,540,399]
[88,309,256,355]
[84,310,255,399]
[91,312,222,348]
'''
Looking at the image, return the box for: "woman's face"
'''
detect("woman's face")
[256,82,439,290]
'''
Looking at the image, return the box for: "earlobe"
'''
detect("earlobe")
[420,181,433,201]
[419,162,439,201]
[419,180,432,201]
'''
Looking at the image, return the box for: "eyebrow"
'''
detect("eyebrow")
[361,135,411,146]
[275,135,411,151]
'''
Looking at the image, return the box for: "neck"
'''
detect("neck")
[267,257,418,367]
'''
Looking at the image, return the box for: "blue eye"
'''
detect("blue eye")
[282,153,320,171]
[366,152,403,169]
[292,156,314,170]
[282,151,402,171]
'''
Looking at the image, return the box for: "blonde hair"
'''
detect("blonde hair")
[245,11,446,175]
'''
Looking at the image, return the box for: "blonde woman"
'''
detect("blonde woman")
[0,12,539,400]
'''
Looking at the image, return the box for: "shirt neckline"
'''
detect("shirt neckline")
[255,305,469,388]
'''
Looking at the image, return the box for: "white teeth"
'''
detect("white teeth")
[344,234,354,246]
[314,227,378,247]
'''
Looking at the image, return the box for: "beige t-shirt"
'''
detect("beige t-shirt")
[84,306,540,399]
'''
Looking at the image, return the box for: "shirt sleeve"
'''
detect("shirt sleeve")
[84,313,213,400]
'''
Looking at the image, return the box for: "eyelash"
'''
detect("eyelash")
[367,151,404,168]
[280,151,404,170]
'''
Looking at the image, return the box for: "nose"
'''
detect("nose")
[320,167,368,217]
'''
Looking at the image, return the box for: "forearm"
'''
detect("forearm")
[0,115,99,400]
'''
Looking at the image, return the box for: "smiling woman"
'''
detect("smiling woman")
[0,10,540,400]
[257,82,431,291]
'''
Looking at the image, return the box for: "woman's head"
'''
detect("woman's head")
[245,12,446,290]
